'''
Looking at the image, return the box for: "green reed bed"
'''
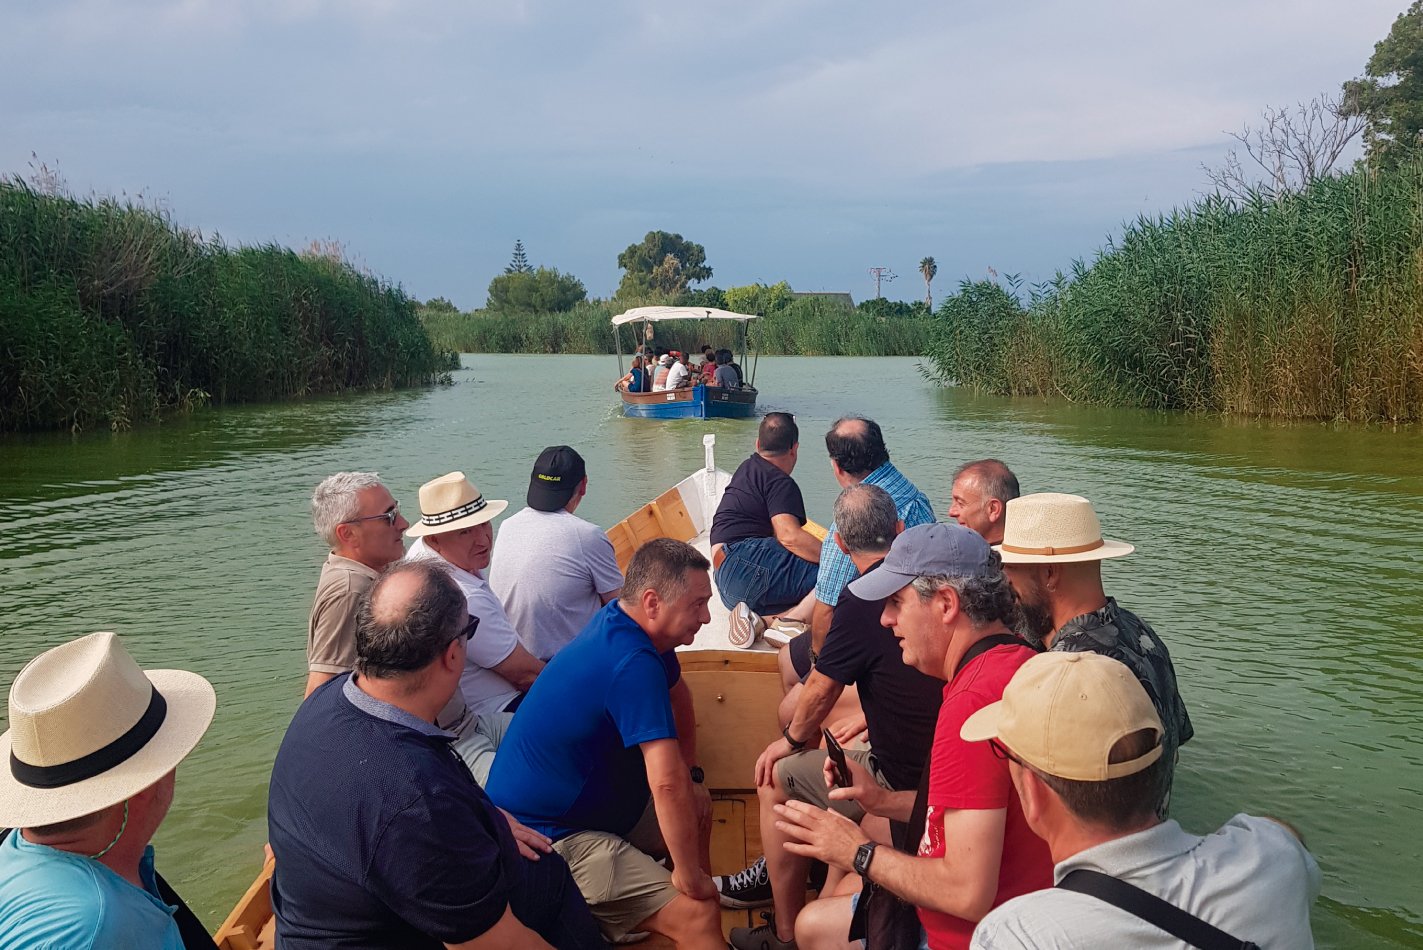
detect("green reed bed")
[926,165,1423,422]
[422,296,933,357]
[0,181,448,432]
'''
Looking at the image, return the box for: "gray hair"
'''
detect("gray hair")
[355,560,466,681]
[909,552,1017,627]
[833,483,897,555]
[952,459,1020,504]
[624,538,710,604]
[312,472,384,547]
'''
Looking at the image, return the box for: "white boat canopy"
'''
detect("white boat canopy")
[610,306,760,326]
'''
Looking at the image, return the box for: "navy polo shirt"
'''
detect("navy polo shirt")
[268,675,519,948]
[486,601,680,841]
[709,453,808,547]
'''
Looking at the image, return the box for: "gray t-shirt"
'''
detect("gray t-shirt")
[970,815,1321,949]
[490,507,624,660]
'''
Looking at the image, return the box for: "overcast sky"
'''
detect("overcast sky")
[1,0,1407,307]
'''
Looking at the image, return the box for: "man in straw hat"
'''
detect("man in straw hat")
[994,492,1192,811]
[406,471,545,783]
[964,651,1319,948]
[491,445,624,662]
[268,560,606,948]
[305,471,411,697]
[762,523,1051,950]
[0,632,217,948]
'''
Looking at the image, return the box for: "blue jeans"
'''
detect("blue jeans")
[714,536,818,614]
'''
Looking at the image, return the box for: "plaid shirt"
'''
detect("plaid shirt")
[815,461,936,606]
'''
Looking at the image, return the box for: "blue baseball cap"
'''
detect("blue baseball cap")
[847,522,994,601]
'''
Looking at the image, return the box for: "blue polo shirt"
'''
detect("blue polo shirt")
[268,675,520,948]
[487,600,680,841]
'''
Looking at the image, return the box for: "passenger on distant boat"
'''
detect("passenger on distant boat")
[492,446,624,662]
[406,472,545,784]
[996,492,1193,812]
[719,485,947,933]
[653,354,674,391]
[965,651,1319,949]
[305,471,410,698]
[615,355,648,393]
[711,414,822,632]
[713,349,741,388]
[0,632,217,950]
[665,351,692,390]
[772,524,1050,950]
[699,346,718,382]
[486,540,725,948]
[267,561,607,949]
[947,460,1020,546]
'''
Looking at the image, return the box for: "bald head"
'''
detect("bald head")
[826,415,889,479]
[356,561,465,680]
[833,483,898,555]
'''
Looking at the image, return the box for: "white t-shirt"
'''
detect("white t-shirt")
[970,815,1321,949]
[489,507,624,661]
[406,538,521,716]
[666,361,690,389]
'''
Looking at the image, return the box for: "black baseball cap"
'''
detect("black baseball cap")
[527,445,586,512]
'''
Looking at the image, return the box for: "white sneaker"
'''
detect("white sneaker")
[728,602,765,649]
[762,619,809,647]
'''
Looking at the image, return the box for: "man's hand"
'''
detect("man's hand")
[498,807,552,861]
[671,864,717,901]
[773,800,869,873]
[827,712,868,745]
[754,736,799,787]
[824,753,886,815]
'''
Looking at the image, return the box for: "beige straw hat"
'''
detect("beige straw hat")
[405,472,508,538]
[960,651,1163,781]
[0,632,216,827]
[994,492,1135,564]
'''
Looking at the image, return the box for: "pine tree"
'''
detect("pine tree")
[506,239,532,274]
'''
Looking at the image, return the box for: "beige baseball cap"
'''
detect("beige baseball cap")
[960,651,1163,781]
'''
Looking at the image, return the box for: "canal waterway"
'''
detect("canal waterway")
[0,354,1419,946]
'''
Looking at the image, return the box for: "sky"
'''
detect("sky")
[1,0,1409,307]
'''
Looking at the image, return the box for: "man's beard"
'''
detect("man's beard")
[1014,594,1055,648]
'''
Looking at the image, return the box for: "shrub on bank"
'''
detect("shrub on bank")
[0,181,448,432]
[925,165,1423,422]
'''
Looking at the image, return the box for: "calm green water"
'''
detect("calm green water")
[1,355,1420,946]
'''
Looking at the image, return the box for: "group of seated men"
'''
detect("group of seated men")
[0,419,1321,950]
[617,344,743,393]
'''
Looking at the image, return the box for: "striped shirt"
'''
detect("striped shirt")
[815,461,936,606]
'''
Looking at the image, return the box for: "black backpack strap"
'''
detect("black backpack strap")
[1058,869,1260,950]
[154,871,221,950]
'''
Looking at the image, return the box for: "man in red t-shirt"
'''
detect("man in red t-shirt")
[772,522,1052,950]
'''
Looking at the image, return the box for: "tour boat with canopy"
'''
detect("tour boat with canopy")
[612,306,759,419]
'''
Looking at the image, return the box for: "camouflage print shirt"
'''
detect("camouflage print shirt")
[1051,598,1194,761]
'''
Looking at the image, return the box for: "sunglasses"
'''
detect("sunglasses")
[343,502,400,527]
[451,615,479,646]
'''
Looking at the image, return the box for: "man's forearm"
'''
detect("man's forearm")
[650,779,704,873]
[809,599,835,655]
[670,680,698,766]
[859,847,990,921]
[779,528,823,564]
[786,672,843,743]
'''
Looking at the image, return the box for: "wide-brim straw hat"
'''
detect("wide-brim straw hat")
[0,632,216,828]
[995,492,1135,564]
[405,471,508,538]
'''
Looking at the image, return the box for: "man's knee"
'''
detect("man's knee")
[646,893,720,939]
[795,894,855,948]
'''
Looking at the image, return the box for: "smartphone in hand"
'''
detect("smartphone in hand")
[823,728,850,788]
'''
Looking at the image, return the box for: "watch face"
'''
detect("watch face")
[690,766,705,784]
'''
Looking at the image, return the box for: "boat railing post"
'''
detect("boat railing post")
[702,434,717,524]
[703,434,716,472]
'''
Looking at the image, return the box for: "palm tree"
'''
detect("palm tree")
[919,257,938,311]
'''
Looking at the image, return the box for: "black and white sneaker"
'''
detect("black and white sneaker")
[715,854,773,908]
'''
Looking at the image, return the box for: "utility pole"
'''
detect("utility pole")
[868,267,896,298]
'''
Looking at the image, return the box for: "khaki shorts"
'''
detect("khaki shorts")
[775,748,890,822]
[552,799,679,941]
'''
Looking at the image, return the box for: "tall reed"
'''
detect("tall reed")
[0,181,448,432]
[925,164,1423,422]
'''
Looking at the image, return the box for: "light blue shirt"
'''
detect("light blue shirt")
[815,461,936,606]
[0,830,182,949]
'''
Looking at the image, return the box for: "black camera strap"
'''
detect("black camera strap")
[1057,868,1260,950]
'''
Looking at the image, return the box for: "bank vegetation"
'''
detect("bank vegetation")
[0,180,449,433]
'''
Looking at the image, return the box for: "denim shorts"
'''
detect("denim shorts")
[713,536,818,614]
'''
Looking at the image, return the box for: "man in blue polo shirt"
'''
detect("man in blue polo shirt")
[710,412,822,636]
[268,560,606,949]
[487,539,724,949]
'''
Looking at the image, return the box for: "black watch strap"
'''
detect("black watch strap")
[853,841,878,880]
[689,765,705,784]
[782,724,808,751]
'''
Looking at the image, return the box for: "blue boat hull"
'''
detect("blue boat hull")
[620,385,758,419]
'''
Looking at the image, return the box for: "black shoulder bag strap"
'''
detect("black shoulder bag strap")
[1057,869,1260,950]
[1,828,219,950]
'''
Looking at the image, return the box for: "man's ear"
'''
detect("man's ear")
[834,532,848,555]
[987,498,1005,523]
[333,522,356,548]
[894,519,905,537]
[1011,762,1048,829]
[640,587,661,619]
[935,584,961,625]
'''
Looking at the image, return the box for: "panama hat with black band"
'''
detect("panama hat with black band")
[0,632,216,828]
[405,472,508,538]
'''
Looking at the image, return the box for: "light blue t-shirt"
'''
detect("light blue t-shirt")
[0,830,182,949]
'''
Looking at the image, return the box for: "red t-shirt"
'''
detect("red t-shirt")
[916,643,1053,950]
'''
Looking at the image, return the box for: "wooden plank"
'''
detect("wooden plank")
[653,487,698,543]
[683,668,783,790]
[212,855,275,949]
[680,650,779,676]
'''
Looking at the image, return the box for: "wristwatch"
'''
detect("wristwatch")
[782,724,808,752]
[689,765,705,784]
[853,841,878,880]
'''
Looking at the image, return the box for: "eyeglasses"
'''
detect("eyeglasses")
[343,503,400,527]
[450,615,479,646]
[988,739,1021,765]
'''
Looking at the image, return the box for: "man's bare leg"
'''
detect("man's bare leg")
[794,894,859,950]
[757,773,809,942]
[638,893,724,949]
